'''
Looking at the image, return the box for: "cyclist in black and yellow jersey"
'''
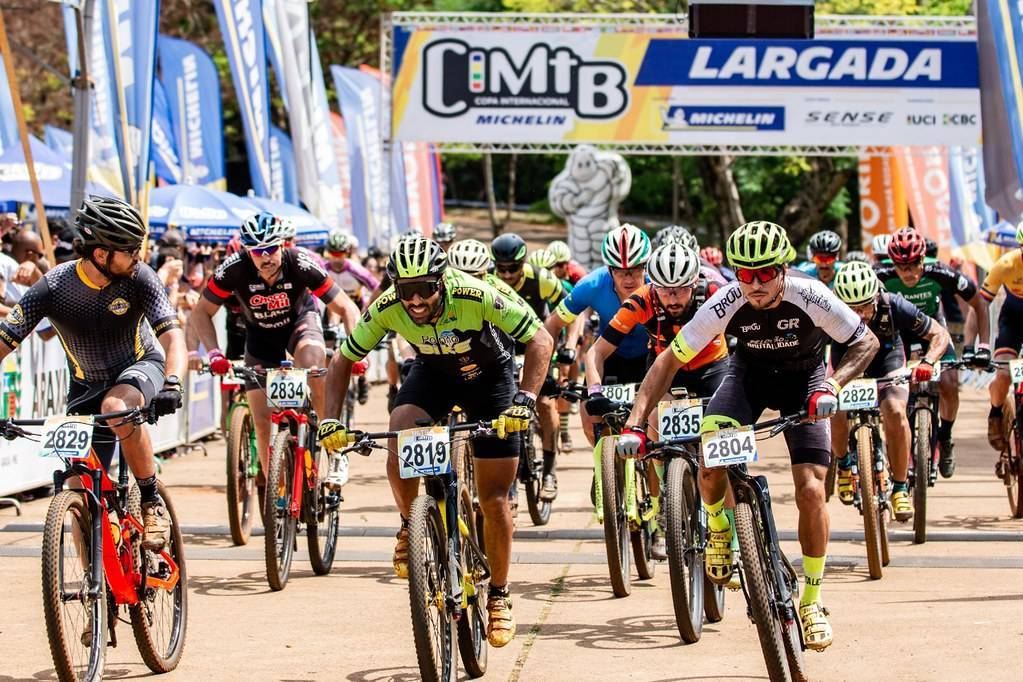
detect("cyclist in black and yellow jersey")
[492,233,566,501]
[318,236,554,648]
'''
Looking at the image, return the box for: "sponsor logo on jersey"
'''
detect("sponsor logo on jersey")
[798,286,832,312]
[250,292,290,310]
[956,275,968,291]
[740,322,761,333]
[5,304,24,326]
[746,336,800,350]
[712,285,743,318]
[451,285,484,302]
[108,298,130,315]
[661,105,784,131]
[777,318,800,330]
[249,283,266,291]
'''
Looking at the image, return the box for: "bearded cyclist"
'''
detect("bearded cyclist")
[797,230,843,287]
[189,212,361,487]
[318,237,553,647]
[617,221,879,651]
[0,196,188,550]
[492,232,566,501]
[875,227,990,478]
[831,262,951,521]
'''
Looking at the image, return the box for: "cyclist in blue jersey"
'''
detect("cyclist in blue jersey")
[544,224,651,447]
[796,230,844,288]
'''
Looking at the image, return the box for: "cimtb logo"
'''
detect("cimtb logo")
[422,39,629,119]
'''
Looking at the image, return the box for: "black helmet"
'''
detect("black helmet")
[491,233,527,263]
[75,195,147,252]
[808,230,842,256]
[924,237,938,259]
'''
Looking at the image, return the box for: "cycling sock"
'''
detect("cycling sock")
[990,404,1003,419]
[724,508,739,550]
[892,479,908,493]
[800,554,826,605]
[542,450,556,476]
[704,495,729,533]
[838,453,855,469]
[559,413,569,432]
[938,419,954,442]
[490,584,509,598]
[136,475,159,504]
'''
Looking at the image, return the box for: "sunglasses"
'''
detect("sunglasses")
[654,284,695,297]
[248,244,281,258]
[495,263,523,274]
[735,266,782,284]
[327,250,349,258]
[610,266,645,277]
[812,253,838,265]
[395,279,442,301]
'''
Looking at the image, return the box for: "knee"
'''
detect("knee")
[795,479,826,510]
[100,394,130,415]
[881,398,906,421]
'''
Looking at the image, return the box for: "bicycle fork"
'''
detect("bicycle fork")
[746,476,799,625]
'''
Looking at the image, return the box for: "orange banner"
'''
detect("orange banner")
[895,146,952,261]
[858,151,907,255]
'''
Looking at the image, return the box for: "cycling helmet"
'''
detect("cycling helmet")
[433,222,457,243]
[548,240,571,264]
[279,217,297,242]
[239,211,287,248]
[726,221,796,269]
[700,245,723,267]
[527,249,557,271]
[924,237,938,259]
[808,229,842,256]
[870,233,892,256]
[326,229,353,255]
[447,239,492,275]
[386,236,447,281]
[655,224,698,251]
[887,227,926,264]
[74,195,148,251]
[647,244,701,288]
[491,233,528,263]
[845,250,870,264]
[833,261,880,306]
[602,223,651,268]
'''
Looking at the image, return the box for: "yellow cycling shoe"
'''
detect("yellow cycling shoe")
[705,529,734,586]
[799,601,833,651]
[393,524,410,579]
[837,465,856,505]
[486,590,516,647]
[892,489,913,522]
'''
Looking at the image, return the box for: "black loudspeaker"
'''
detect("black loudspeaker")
[689,3,815,39]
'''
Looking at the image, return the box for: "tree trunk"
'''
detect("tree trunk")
[506,153,517,223]
[671,156,680,224]
[779,157,853,246]
[697,155,745,245]
[483,153,503,235]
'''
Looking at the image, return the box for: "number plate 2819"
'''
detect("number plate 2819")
[397,426,451,479]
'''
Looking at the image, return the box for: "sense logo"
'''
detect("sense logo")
[422,39,628,119]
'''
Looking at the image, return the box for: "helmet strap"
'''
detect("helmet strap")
[87,248,116,283]
[761,269,786,309]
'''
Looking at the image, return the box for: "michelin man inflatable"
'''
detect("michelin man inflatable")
[548,145,632,270]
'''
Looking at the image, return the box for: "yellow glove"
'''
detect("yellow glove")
[495,404,532,440]
[318,419,353,451]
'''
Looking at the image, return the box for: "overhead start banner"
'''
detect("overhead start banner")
[390,23,981,147]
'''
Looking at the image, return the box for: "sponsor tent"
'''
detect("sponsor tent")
[247,195,332,247]
[0,136,111,209]
[147,184,256,242]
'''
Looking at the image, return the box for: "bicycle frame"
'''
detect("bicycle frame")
[269,409,315,521]
[846,411,887,505]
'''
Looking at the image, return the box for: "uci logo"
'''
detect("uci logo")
[777,318,800,330]
[422,39,628,119]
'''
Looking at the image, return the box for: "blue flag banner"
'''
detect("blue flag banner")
[0,55,18,154]
[981,0,1023,219]
[269,125,299,205]
[44,126,75,159]
[158,35,226,189]
[261,0,289,111]
[212,0,273,197]
[949,147,996,249]
[151,80,182,184]
[389,144,409,235]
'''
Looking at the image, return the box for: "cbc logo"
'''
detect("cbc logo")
[943,113,977,126]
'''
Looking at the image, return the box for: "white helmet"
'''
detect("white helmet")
[548,240,571,264]
[447,239,492,275]
[646,244,701,288]
[871,233,892,256]
[656,225,698,251]
[601,224,651,268]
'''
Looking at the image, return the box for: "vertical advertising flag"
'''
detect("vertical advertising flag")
[948,146,999,271]
[389,145,409,235]
[896,146,953,260]
[151,80,182,185]
[858,151,908,254]
[212,0,273,197]
[401,143,439,234]
[329,112,353,233]
[158,36,226,189]
[332,65,385,246]
[271,1,344,226]
[269,125,299,205]
[0,55,18,153]
[44,126,75,159]
[982,0,1023,219]
[261,0,289,110]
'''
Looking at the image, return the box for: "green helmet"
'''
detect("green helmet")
[833,261,880,305]
[527,249,557,270]
[1016,220,1023,246]
[386,236,447,280]
[726,221,796,269]
[548,240,571,264]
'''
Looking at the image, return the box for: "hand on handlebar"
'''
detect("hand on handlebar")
[318,419,355,451]
[912,360,934,383]
[586,392,614,416]
[615,426,647,458]
[207,349,231,376]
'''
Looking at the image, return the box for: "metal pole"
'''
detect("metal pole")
[0,7,53,263]
[104,0,134,206]
[69,0,94,221]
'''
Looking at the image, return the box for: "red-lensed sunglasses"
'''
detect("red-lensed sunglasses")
[735,266,782,284]
[812,253,838,265]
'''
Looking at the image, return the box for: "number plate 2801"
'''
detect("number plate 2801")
[701,426,757,468]
[397,426,451,479]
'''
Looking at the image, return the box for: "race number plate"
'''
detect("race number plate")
[603,383,637,403]
[657,399,703,438]
[397,426,452,479]
[1010,359,1023,386]
[701,426,757,468]
[40,416,94,460]
[266,369,308,408]
[905,360,941,381]
[838,378,879,411]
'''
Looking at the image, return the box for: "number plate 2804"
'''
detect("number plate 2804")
[701,427,757,468]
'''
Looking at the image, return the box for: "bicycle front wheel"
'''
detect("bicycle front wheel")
[408,494,456,682]
[600,437,631,598]
[307,478,341,576]
[42,490,106,682]
[456,484,488,678]
[264,430,297,591]
[911,409,929,544]
[523,420,551,526]
[1008,407,1023,518]
[226,404,257,546]
[856,426,883,580]
[131,482,188,673]
[665,457,702,643]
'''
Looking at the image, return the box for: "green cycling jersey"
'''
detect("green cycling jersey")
[874,258,977,320]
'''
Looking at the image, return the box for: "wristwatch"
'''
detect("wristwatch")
[164,375,183,392]
[512,391,536,411]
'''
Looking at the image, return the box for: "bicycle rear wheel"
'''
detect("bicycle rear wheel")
[523,420,551,526]
[456,484,488,678]
[631,463,656,581]
[408,494,456,682]
[665,457,702,643]
[226,404,257,546]
[131,482,188,673]
[42,490,106,682]
[735,500,790,682]
[264,430,297,591]
[856,426,883,580]
[1008,407,1023,518]
[911,409,929,544]
[600,437,631,598]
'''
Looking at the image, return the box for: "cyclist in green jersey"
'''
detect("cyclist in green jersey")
[318,237,554,648]
[447,238,532,308]
[874,228,990,477]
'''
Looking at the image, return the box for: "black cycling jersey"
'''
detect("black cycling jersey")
[831,291,930,372]
[204,247,340,332]
[874,260,977,321]
[0,260,179,382]
[509,263,565,319]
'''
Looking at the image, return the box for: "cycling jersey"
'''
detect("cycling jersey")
[203,247,340,332]
[602,279,727,371]
[671,277,865,370]
[980,248,1023,301]
[0,260,179,382]
[831,291,930,378]
[509,263,565,319]
[340,268,540,382]
[563,261,587,286]
[327,258,380,307]
[874,260,977,320]
[555,267,648,359]
[482,272,530,310]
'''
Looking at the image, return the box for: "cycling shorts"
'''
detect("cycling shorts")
[660,354,729,399]
[394,359,520,459]
[243,310,325,381]
[705,353,831,467]
[995,293,1023,357]
[66,356,165,471]
[602,352,648,386]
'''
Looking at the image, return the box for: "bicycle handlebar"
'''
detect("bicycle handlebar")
[0,406,153,440]
[339,420,498,455]
[645,410,808,452]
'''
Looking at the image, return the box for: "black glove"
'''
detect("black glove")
[540,375,561,397]
[586,392,614,416]
[150,378,183,419]
[961,346,976,367]
[399,357,415,381]
[972,345,991,368]
[556,347,576,365]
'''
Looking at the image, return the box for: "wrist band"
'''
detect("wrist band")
[519,390,537,402]
[587,384,603,396]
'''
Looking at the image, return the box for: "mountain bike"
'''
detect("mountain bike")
[339,418,496,682]
[1,407,187,682]
[991,359,1023,517]
[513,356,551,526]
[220,368,260,546]
[232,362,336,590]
